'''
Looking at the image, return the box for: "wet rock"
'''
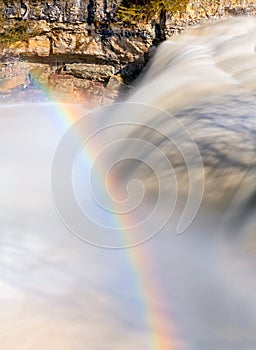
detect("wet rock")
[106,75,123,90]
[0,73,28,91]
[26,63,52,86]
[48,74,74,94]
[62,63,115,82]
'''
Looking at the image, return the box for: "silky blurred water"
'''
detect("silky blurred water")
[1,16,256,350]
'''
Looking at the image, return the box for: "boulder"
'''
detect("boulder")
[63,63,115,82]
[0,73,28,91]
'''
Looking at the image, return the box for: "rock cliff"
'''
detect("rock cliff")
[1,0,256,104]
[0,20,152,104]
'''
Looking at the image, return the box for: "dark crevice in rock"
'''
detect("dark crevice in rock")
[87,0,96,25]
[19,54,118,66]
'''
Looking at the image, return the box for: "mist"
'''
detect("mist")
[1,17,256,350]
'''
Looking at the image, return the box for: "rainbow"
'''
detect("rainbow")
[54,101,182,350]
[24,74,182,349]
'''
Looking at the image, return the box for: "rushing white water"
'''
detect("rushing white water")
[1,16,256,350]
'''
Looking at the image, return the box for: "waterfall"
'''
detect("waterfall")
[1,17,256,350]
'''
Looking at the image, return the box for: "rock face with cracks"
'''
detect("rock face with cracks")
[0,20,151,104]
[1,1,256,103]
